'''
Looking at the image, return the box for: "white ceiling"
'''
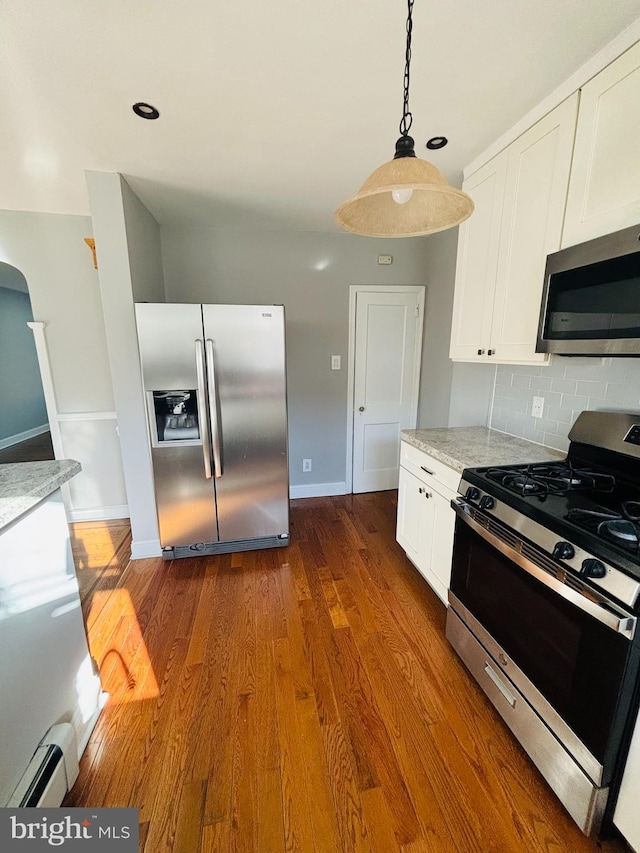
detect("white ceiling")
[3,0,640,232]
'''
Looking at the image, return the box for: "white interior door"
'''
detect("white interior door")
[351,288,424,493]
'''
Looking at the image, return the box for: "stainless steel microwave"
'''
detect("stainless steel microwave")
[536,223,640,355]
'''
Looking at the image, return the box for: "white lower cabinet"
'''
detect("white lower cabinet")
[396,442,457,605]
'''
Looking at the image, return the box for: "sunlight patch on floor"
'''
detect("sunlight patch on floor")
[88,589,159,703]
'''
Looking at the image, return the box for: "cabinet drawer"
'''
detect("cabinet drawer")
[400,441,461,494]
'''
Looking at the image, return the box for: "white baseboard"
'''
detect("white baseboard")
[130,538,163,560]
[68,504,129,523]
[289,481,348,499]
[0,423,49,450]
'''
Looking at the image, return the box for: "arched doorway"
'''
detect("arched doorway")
[0,261,53,462]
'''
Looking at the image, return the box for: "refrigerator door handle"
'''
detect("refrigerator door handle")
[195,339,213,480]
[205,338,223,478]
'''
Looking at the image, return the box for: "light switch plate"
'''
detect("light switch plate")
[331,355,341,370]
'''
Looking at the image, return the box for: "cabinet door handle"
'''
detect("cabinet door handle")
[425,492,432,499]
[477,348,485,356]
[488,349,495,356]
[418,487,425,494]
[420,465,434,476]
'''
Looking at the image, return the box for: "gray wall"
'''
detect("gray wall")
[160,225,448,487]
[416,228,456,428]
[0,285,48,442]
[0,262,29,293]
[413,224,497,430]
[121,180,166,303]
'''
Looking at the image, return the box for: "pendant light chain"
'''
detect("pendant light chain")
[399,0,414,137]
[334,0,475,237]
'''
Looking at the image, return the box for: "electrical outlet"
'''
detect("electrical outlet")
[532,396,545,419]
[377,254,392,265]
[302,458,312,472]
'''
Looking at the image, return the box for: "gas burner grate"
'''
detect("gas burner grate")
[567,505,640,555]
[485,462,616,499]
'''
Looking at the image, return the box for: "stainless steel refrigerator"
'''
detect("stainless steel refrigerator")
[135,303,289,559]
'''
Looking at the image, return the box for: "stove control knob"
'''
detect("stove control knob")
[465,486,481,501]
[552,541,575,560]
[580,559,607,579]
[479,495,495,510]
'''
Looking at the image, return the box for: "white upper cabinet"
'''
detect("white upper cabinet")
[491,94,579,362]
[449,151,507,361]
[450,94,578,364]
[563,40,640,248]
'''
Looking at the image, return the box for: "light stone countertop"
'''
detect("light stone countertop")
[0,460,81,532]
[401,427,564,474]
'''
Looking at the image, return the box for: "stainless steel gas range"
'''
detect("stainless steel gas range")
[446,410,640,837]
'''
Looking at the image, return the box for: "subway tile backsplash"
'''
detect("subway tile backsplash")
[490,356,640,453]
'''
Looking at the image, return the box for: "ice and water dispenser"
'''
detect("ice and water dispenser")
[148,390,201,446]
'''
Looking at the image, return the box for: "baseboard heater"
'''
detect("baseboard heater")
[7,724,80,808]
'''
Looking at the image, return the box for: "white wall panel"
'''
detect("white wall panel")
[0,210,126,522]
[59,417,128,517]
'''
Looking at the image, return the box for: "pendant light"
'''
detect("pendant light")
[335,0,474,238]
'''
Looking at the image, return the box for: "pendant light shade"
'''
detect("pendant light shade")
[335,152,474,238]
[335,0,474,238]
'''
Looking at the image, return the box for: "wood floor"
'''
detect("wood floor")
[70,517,133,623]
[0,429,54,463]
[66,493,631,852]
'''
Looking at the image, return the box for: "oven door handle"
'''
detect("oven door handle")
[453,501,636,639]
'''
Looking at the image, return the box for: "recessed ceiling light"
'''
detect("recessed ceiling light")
[132,102,160,120]
[426,136,448,150]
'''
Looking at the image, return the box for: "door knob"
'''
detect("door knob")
[359,406,365,412]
